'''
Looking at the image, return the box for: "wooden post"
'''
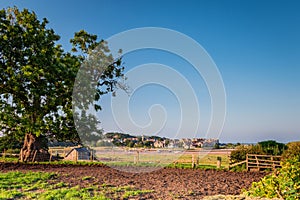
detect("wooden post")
[90,149,93,161]
[49,149,52,162]
[246,154,249,171]
[32,150,37,162]
[134,151,139,164]
[192,154,195,169]
[255,155,259,171]
[271,155,274,170]
[75,150,78,162]
[3,149,6,159]
[173,161,177,168]
[217,156,221,169]
[134,155,136,164]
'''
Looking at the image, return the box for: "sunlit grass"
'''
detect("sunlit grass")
[96,149,230,169]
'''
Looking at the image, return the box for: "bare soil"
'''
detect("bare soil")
[0,162,266,199]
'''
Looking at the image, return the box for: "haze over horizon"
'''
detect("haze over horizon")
[1,0,299,143]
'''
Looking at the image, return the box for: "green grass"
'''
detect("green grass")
[0,156,19,162]
[1,149,231,170]
[96,150,230,169]
[0,171,154,199]
[123,189,154,198]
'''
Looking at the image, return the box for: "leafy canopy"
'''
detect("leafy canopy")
[0,7,124,146]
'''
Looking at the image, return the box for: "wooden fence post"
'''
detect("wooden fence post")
[32,150,37,162]
[134,151,139,164]
[49,149,52,162]
[246,154,249,171]
[255,155,259,170]
[217,156,221,169]
[271,155,274,170]
[192,154,195,169]
[90,149,93,161]
[75,150,78,162]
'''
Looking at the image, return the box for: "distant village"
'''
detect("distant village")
[97,132,219,149]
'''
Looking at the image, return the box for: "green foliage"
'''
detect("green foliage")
[0,171,56,199]
[0,7,63,139]
[82,176,93,181]
[282,141,300,161]
[245,158,300,199]
[230,145,264,164]
[0,134,22,152]
[230,163,246,172]
[123,189,153,198]
[258,140,286,156]
[230,140,286,165]
[0,7,124,148]
[214,142,220,149]
[37,186,108,200]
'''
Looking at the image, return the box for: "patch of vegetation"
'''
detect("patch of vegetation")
[229,140,287,171]
[168,163,218,170]
[202,195,280,200]
[229,163,246,172]
[123,189,153,198]
[0,171,56,199]
[37,186,108,200]
[281,141,300,161]
[0,171,154,199]
[82,176,93,181]
[0,156,19,162]
[257,140,286,156]
[245,158,300,199]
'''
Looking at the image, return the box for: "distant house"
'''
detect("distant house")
[154,140,164,148]
[64,147,94,161]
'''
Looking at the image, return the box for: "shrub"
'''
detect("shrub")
[282,141,300,161]
[230,140,286,164]
[258,140,286,156]
[230,145,248,163]
[245,158,300,199]
[230,145,264,163]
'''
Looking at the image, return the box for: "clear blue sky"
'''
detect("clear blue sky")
[1,0,300,143]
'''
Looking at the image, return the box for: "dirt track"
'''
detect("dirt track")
[0,162,266,199]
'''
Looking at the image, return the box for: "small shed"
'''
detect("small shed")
[64,147,93,161]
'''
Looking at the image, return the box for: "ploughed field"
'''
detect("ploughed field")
[0,162,266,199]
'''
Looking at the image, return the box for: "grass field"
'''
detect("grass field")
[94,148,231,169]
[0,148,232,169]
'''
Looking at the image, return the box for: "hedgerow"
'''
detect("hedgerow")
[245,156,300,199]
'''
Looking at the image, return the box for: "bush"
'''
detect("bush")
[230,146,248,163]
[282,141,300,161]
[230,140,286,164]
[258,140,286,156]
[245,158,300,199]
[0,135,23,152]
[230,145,264,163]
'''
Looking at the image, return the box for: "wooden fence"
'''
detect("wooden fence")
[246,154,281,171]
[229,154,282,171]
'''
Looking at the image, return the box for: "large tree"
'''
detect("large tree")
[0,7,124,161]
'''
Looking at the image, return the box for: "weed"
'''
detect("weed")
[82,176,93,181]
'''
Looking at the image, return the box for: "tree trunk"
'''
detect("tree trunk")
[19,133,50,162]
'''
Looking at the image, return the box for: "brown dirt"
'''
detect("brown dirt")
[0,162,266,199]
